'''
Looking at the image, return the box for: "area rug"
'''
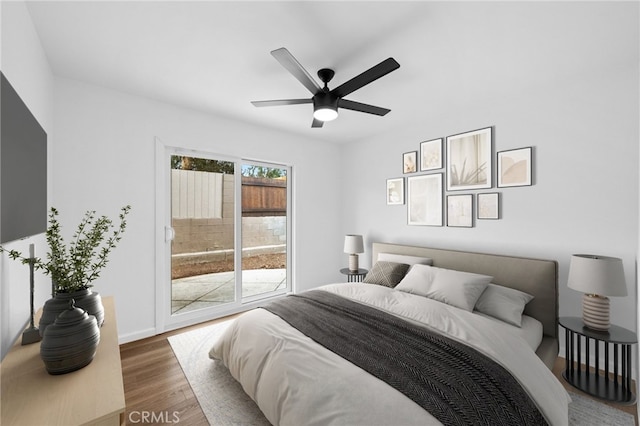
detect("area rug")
[168,320,270,425]
[169,320,635,426]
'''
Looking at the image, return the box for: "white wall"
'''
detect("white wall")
[2,0,637,364]
[340,64,639,336]
[52,77,343,342]
[0,1,54,359]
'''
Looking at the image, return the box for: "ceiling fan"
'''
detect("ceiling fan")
[251,48,400,128]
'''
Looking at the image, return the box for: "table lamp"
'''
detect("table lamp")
[567,254,627,331]
[343,235,364,272]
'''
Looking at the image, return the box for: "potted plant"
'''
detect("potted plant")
[0,205,131,335]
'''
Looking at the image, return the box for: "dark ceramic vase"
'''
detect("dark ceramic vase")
[39,288,104,336]
[40,299,101,375]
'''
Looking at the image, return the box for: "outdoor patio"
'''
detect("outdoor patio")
[171,268,287,314]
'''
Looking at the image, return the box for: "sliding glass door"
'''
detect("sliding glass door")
[240,162,288,301]
[170,155,237,314]
[158,145,291,329]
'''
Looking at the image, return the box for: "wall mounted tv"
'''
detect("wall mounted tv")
[1,72,48,243]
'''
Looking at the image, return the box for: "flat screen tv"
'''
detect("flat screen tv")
[1,72,48,243]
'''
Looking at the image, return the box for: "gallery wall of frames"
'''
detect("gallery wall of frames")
[386,126,533,227]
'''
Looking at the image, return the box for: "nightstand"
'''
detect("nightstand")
[559,316,637,404]
[340,268,368,283]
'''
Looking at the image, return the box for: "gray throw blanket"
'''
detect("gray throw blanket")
[262,290,548,426]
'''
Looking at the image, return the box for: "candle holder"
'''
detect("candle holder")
[22,244,41,345]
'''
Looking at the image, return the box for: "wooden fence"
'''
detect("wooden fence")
[241,176,287,217]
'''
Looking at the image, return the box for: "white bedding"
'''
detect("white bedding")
[476,312,543,351]
[210,283,570,426]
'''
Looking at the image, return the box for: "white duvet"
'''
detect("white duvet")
[210,283,570,426]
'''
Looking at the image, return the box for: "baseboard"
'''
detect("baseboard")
[118,327,157,345]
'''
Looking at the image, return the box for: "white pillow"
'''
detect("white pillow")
[396,264,492,311]
[474,283,534,327]
[377,253,433,266]
[394,263,438,295]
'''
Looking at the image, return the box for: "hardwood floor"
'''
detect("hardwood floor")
[120,316,236,425]
[121,317,638,425]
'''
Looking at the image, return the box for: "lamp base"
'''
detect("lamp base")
[349,254,359,272]
[582,294,610,331]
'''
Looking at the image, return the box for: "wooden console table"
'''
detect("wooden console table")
[1,297,125,425]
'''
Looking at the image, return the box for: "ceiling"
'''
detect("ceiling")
[24,1,638,144]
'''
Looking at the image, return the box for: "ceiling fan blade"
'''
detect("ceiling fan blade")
[338,99,391,116]
[271,48,322,95]
[311,118,324,128]
[331,58,400,98]
[251,99,312,107]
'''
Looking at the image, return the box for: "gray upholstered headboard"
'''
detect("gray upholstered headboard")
[372,242,559,369]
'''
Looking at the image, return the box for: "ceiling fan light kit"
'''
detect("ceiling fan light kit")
[252,48,399,128]
[312,89,338,122]
[313,107,338,122]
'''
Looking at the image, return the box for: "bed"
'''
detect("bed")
[210,242,570,425]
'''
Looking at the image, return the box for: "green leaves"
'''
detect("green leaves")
[0,205,132,293]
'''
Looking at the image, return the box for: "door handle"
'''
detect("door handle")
[165,226,175,242]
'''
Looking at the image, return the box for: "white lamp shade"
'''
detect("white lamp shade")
[567,254,627,297]
[343,235,364,254]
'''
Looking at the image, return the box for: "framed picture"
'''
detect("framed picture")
[477,192,499,219]
[446,127,492,191]
[386,178,404,205]
[407,173,443,226]
[447,194,473,227]
[497,147,532,187]
[403,151,417,174]
[420,138,443,171]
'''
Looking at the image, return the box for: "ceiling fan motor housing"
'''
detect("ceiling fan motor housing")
[313,90,338,109]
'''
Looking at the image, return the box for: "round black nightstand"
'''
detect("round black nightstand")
[339,268,368,283]
[559,316,637,404]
